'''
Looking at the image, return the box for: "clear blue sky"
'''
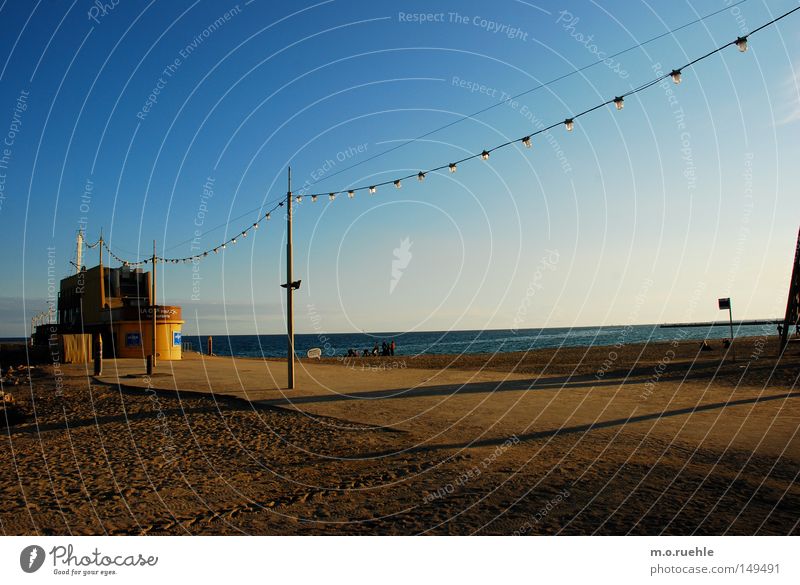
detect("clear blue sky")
[0,0,798,337]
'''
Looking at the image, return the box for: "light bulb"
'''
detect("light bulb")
[312,194,318,202]
[348,190,355,198]
[522,136,531,148]
[369,186,376,194]
[418,171,426,181]
[670,69,682,84]
[449,163,457,173]
[614,96,624,110]
[329,193,336,201]
[564,118,574,131]
[394,179,401,189]
[735,36,748,52]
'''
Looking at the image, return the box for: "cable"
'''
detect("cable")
[161,193,287,253]
[304,0,752,189]
[299,5,798,199]
[97,5,799,266]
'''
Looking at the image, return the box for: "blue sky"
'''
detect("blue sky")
[0,0,798,337]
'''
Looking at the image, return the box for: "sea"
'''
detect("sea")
[177,323,778,359]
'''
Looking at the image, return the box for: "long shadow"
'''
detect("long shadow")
[6,381,401,436]
[6,405,232,436]
[351,392,800,459]
[257,365,719,408]
[6,380,286,436]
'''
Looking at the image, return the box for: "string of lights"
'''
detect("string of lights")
[160,192,288,253]
[101,197,287,265]
[301,6,797,199]
[305,0,752,189]
[98,6,799,268]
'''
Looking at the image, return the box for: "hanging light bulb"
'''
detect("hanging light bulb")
[242,231,247,238]
[266,213,271,220]
[369,186,376,194]
[564,118,574,132]
[311,194,318,202]
[449,163,457,173]
[394,179,401,189]
[221,243,226,249]
[213,248,219,254]
[614,96,624,110]
[735,36,748,52]
[418,171,426,181]
[347,190,355,198]
[231,238,236,244]
[203,252,208,256]
[522,136,532,148]
[296,195,303,203]
[670,69,682,84]
[481,150,490,160]
[329,192,336,201]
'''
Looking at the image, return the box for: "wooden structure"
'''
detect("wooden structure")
[779,226,800,352]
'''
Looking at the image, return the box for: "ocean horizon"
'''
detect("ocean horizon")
[175,322,777,359]
[3,322,778,359]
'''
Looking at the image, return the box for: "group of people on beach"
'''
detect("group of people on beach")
[776,322,800,337]
[346,340,396,358]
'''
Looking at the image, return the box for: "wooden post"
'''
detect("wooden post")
[93,333,103,376]
[287,167,295,389]
[152,240,157,368]
[98,231,105,311]
[727,303,736,362]
[779,227,800,353]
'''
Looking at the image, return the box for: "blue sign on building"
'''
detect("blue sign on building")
[173,332,182,346]
[126,332,141,347]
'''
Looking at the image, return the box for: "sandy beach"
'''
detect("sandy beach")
[1,335,798,535]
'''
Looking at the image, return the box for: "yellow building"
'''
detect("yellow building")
[55,263,184,361]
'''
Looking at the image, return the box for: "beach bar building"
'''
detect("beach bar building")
[41,262,184,362]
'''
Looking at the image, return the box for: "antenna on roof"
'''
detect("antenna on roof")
[75,230,83,274]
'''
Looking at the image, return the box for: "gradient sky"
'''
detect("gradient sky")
[0,0,798,337]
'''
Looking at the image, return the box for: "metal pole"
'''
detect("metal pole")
[152,240,157,369]
[728,304,736,362]
[287,166,295,389]
[98,231,105,311]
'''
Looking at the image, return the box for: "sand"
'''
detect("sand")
[1,335,798,535]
